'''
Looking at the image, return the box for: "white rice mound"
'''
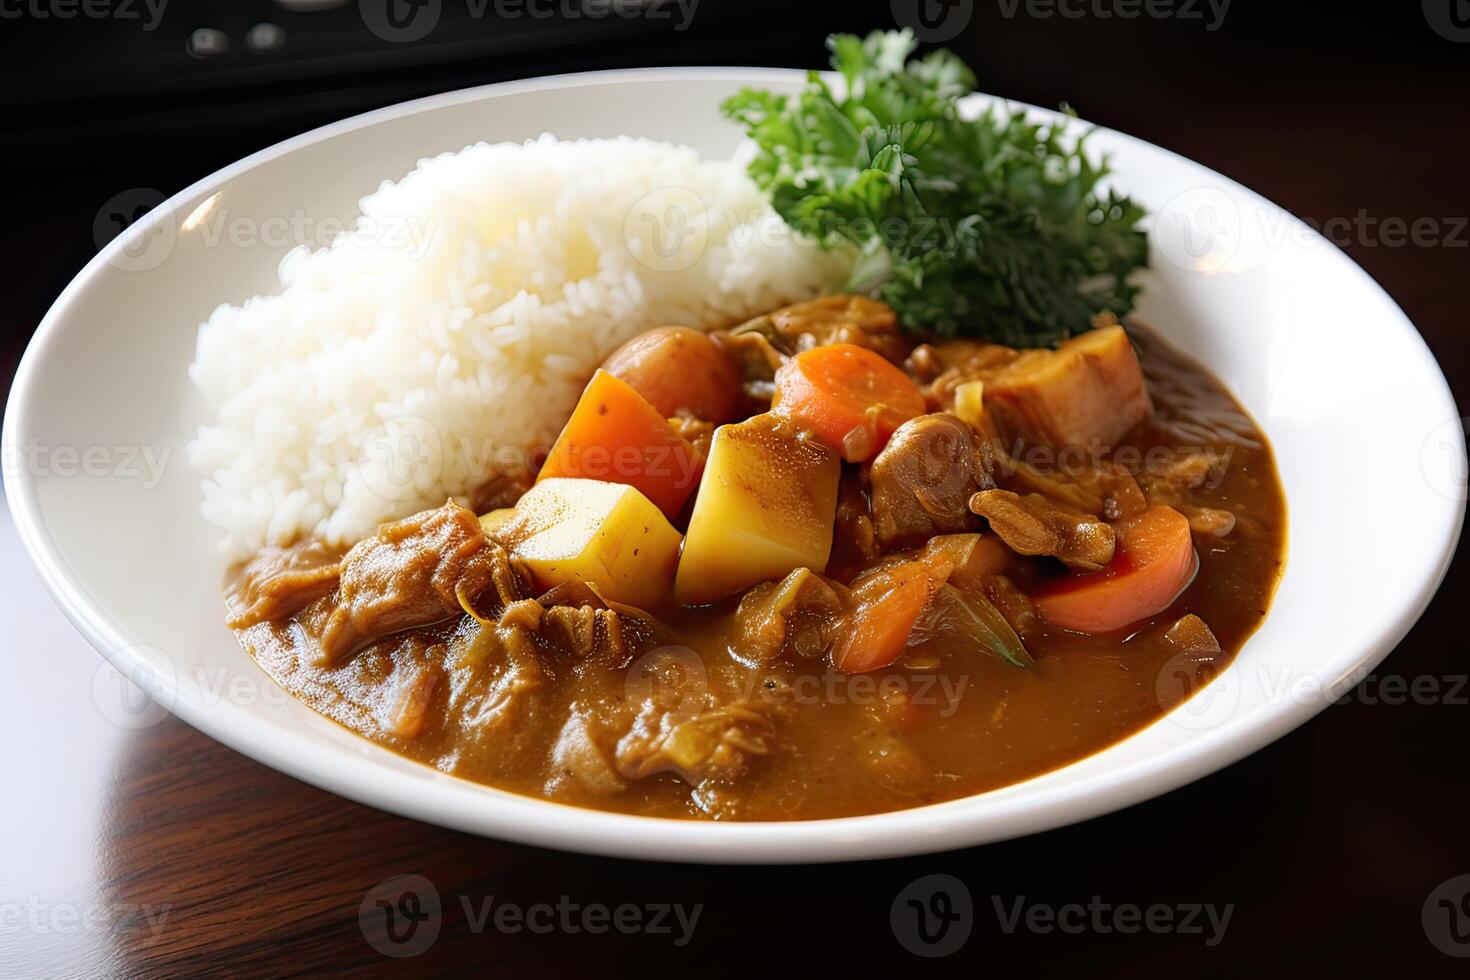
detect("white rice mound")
[189,136,850,561]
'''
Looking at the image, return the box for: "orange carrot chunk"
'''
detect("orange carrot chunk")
[1034,505,1198,634]
[537,369,703,519]
[832,562,933,673]
[772,344,926,462]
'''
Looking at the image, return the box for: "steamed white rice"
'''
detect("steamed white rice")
[189,136,850,560]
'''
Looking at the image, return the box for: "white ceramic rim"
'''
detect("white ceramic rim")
[5,67,1464,863]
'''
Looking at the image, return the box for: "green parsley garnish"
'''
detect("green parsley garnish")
[722,29,1149,347]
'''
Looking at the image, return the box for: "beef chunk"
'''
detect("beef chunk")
[316,501,525,664]
[445,622,547,762]
[731,568,847,664]
[983,324,1153,450]
[614,648,779,787]
[225,540,342,629]
[489,580,666,663]
[547,710,627,796]
[540,605,626,661]
[723,294,910,381]
[1002,457,1148,521]
[762,294,909,364]
[870,413,997,549]
[969,488,1116,571]
[616,700,777,787]
[1138,451,1238,538]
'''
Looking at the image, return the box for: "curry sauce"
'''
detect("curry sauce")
[227,307,1286,821]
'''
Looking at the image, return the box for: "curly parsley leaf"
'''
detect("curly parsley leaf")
[722,30,1149,347]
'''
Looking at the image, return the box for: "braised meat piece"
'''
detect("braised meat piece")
[616,700,778,787]
[540,605,627,661]
[721,294,911,390]
[614,648,779,789]
[225,539,342,629]
[490,580,669,663]
[1001,457,1147,521]
[443,622,548,766]
[908,338,1020,411]
[316,501,525,664]
[1138,451,1238,538]
[870,413,997,549]
[763,293,909,364]
[909,321,1152,453]
[983,323,1153,451]
[547,710,627,796]
[969,488,1116,571]
[730,568,847,664]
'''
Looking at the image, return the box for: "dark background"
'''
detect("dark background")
[1,1,1466,975]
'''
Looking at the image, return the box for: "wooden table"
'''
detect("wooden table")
[3,10,1468,977]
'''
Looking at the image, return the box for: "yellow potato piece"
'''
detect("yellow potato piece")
[477,508,517,539]
[675,414,840,606]
[501,478,682,609]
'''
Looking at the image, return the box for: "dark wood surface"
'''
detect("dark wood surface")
[2,6,1467,977]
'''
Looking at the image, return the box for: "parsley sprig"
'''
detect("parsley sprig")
[722,30,1149,346]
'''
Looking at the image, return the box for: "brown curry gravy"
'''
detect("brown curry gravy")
[231,326,1286,820]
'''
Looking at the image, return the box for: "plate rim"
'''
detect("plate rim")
[5,65,1464,863]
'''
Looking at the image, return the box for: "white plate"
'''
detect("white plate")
[5,69,1464,863]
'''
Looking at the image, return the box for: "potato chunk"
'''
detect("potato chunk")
[983,324,1152,450]
[500,478,682,609]
[477,507,517,540]
[675,414,840,606]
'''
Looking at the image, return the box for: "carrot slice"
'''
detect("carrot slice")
[537,370,703,519]
[772,344,926,461]
[833,562,933,673]
[1034,505,1198,634]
